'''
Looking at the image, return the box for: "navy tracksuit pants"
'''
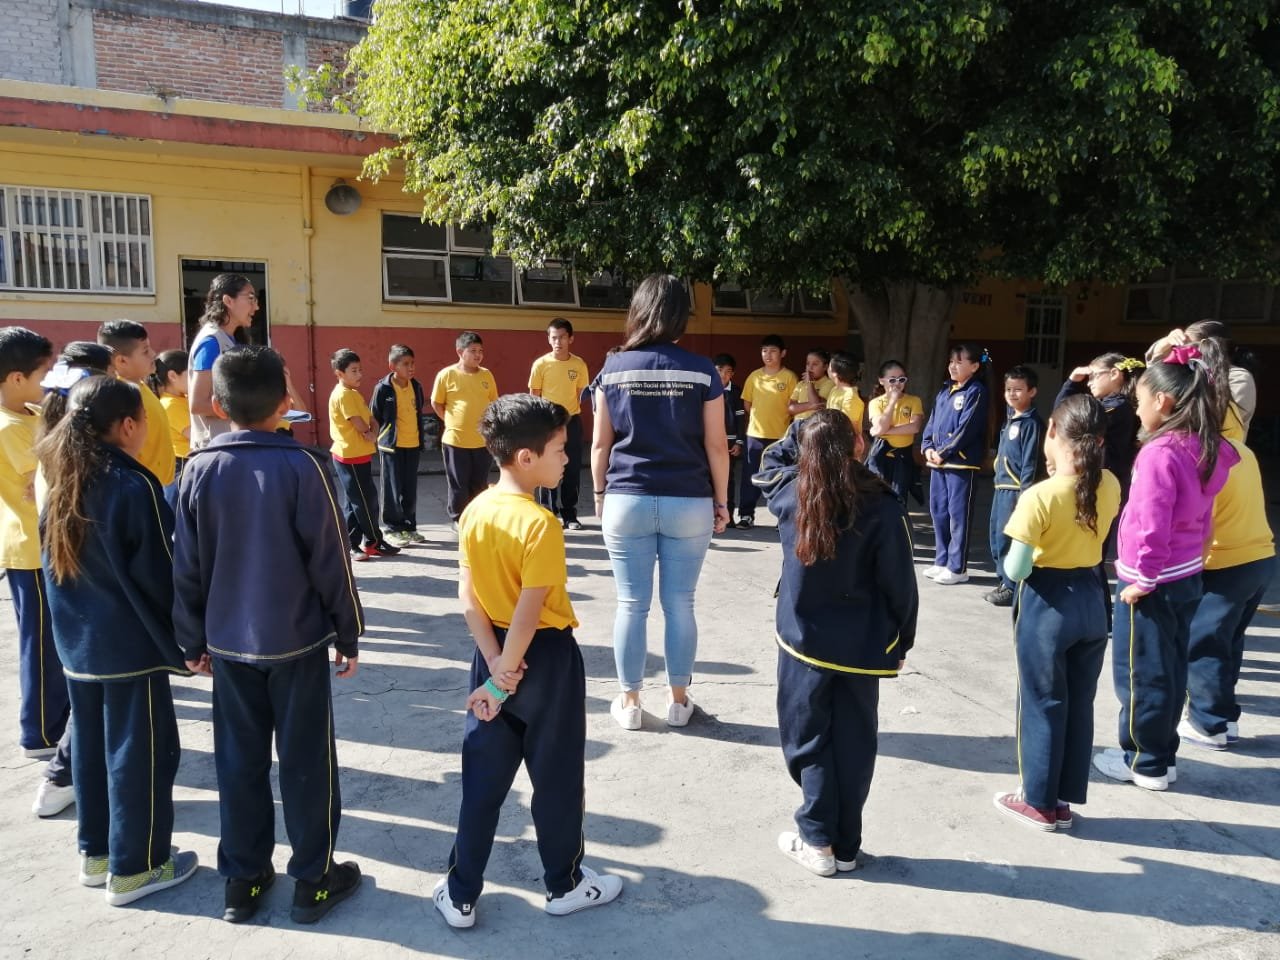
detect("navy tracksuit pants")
[537,415,583,523]
[1186,556,1275,735]
[442,445,493,521]
[928,468,977,573]
[989,489,1019,590]
[1013,568,1109,809]
[776,652,879,863]
[867,441,914,504]
[738,436,777,520]
[1112,576,1202,778]
[447,626,586,904]
[212,648,342,884]
[69,674,179,876]
[7,568,69,751]
[380,446,421,532]
[333,459,382,549]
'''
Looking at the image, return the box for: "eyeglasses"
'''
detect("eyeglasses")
[238,291,259,303]
[885,376,908,384]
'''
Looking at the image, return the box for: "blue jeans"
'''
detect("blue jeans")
[602,494,714,690]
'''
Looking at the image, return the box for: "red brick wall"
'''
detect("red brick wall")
[93,10,286,107]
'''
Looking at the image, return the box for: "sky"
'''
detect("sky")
[192,0,345,17]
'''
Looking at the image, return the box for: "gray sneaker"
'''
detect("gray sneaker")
[105,851,198,906]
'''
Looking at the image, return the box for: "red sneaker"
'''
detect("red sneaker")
[992,791,1056,832]
[1055,803,1073,830]
[364,540,401,558]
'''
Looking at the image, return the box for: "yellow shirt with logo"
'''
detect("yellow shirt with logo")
[790,375,834,422]
[459,488,578,630]
[529,353,590,416]
[393,379,420,449]
[329,382,376,460]
[432,366,499,449]
[868,393,923,448]
[742,367,799,439]
[0,407,40,569]
[136,381,176,485]
[827,385,866,433]
[1004,471,1121,569]
[159,394,191,459]
[1206,439,1275,570]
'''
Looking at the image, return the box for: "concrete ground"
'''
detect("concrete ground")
[2,469,1278,960]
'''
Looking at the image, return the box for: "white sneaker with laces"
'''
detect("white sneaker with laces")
[1178,716,1227,750]
[610,695,642,731]
[666,693,695,727]
[545,866,623,916]
[922,565,945,579]
[432,877,476,928]
[777,831,836,877]
[933,569,969,585]
[32,778,75,817]
[1092,748,1168,791]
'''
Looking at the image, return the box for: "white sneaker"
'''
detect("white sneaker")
[610,695,642,731]
[1092,748,1168,791]
[432,876,476,929]
[666,693,695,727]
[922,565,945,579]
[1178,716,1227,751]
[777,831,836,877]
[933,569,969,585]
[1167,763,1177,784]
[544,866,623,916]
[32,779,75,817]
[1226,721,1240,743]
[835,857,858,873]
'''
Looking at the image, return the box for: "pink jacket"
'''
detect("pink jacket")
[1116,432,1239,591]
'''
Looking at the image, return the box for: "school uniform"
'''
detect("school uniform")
[529,353,590,524]
[826,385,865,435]
[0,405,69,752]
[328,382,382,550]
[723,380,746,516]
[173,429,364,885]
[1112,433,1238,778]
[1186,440,1275,737]
[446,489,586,904]
[1054,381,1138,497]
[371,373,426,534]
[990,407,1044,591]
[1004,471,1120,809]
[738,366,798,521]
[866,392,923,502]
[921,378,989,573]
[43,444,187,877]
[431,365,499,521]
[790,375,834,421]
[756,425,919,862]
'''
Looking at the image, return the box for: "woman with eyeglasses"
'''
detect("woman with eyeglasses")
[188,274,258,450]
[866,360,924,503]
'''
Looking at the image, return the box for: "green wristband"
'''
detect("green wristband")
[484,677,510,702]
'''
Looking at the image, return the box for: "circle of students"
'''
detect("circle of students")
[0,272,1267,922]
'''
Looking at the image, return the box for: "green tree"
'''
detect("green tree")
[341,0,1280,386]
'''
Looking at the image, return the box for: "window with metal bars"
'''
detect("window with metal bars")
[0,185,154,295]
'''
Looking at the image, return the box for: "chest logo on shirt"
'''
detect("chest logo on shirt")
[568,370,578,381]
[481,381,491,391]
[1008,423,1020,440]
[775,382,788,392]
[952,395,966,412]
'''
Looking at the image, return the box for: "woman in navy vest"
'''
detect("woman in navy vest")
[591,275,730,731]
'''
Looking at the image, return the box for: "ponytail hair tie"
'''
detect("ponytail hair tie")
[1115,357,1146,373]
[40,361,92,397]
[979,348,991,365]
[1166,344,1202,366]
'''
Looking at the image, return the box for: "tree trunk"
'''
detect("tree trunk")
[844,279,958,399]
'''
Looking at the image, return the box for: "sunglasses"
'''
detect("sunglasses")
[884,376,908,384]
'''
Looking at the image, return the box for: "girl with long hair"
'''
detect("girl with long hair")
[757,410,918,875]
[993,394,1120,831]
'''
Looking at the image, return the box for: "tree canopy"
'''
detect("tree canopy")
[341,0,1280,292]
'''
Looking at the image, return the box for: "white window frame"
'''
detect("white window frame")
[518,259,579,307]
[0,184,154,295]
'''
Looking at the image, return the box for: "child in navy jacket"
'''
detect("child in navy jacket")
[371,343,427,545]
[921,344,990,584]
[986,365,1044,606]
[37,376,197,905]
[756,411,918,876]
[173,347,365,925]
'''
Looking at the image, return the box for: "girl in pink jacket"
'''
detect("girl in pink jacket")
[1093,347,1238,793]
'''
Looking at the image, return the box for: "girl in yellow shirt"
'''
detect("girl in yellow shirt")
[151,351,191,482]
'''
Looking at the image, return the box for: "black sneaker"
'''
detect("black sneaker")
[984,585,1014,607]
[224,865,275,924]
[291,861,362,924]
[736,516,755,529]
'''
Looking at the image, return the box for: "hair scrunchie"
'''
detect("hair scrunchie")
[1166,344,1202,365]
[1115,357,1146,373]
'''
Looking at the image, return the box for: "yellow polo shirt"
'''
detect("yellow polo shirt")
[827,385,866,433]
[432,366,499,449]
[1004,471,1121,568]
[329,383,375,460]
[393,379,420,449]
[0,407,40,569]
[742,367,799,439]
[159,394,191,459]
[868,393,923,448]
[1206,439,1275,570]
[136,382,176,485]
[790,375,834,422]
[529,353,590,416]
[459,488,577,630]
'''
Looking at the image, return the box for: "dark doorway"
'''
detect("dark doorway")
[180,259,269,349]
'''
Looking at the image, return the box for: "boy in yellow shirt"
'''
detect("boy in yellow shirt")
[372,344,427,547]
[433,394,622,929]
[328,349,399,561]
[787,348,834,422]
[98,320,175,486]
[737,334,798,528]
[528,318,590,530]
[432,331,499,527]
[0,327,68,756]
